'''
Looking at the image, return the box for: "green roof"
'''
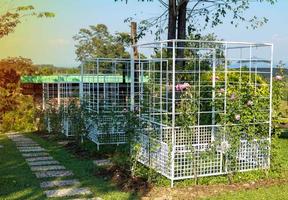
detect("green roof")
[21,75,135,84]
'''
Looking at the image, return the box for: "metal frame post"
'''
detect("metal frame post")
[171,40,176,187]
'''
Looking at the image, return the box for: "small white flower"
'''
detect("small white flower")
[247,100,253,106]
[221,141,230,152]
[235,114,241,121]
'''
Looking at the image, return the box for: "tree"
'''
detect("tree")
[0,4,55,39]
[0,57,36,75]
[0,3,54,132]
[117,0,276,40]
[73,24,130,61]
[0,57,38,132]
[118,0,276,66]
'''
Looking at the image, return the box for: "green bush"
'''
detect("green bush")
[1,95,36,132]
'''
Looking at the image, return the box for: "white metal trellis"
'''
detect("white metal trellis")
[42,75,81,137]
[131,40,273,187]
[80,58,135,149]
[41,40,273,186]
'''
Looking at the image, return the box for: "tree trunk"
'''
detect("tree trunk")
[167,0,177,56]
[176,0,188,67]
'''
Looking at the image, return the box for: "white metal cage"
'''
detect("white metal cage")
[131,40,273,186]
[80,58,132,148]
[42,76,80,137]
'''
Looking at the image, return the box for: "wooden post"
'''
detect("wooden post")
[131,22,139,59]
[130,22,139,112]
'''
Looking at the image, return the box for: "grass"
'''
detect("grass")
[1,130,288,200]
[0,133,46,200]
[0,132,135,200]
[205,183,288,200]
[203,133,288,200]
[26,132,136,200]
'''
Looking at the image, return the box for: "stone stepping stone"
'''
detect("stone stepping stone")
[16,143,40,147]
[11,138,34,142]
[57,141,70,146]
[31,165,66,171]
[13,141,33,143]
[15,141,35,144]
[14,141,38,146]
[27,160,59,166]
[18,146,44,149]
[18,148,46,152]
[17,146,42,149]
[40,179,80,189]
[22,152,49,157]
[35,170,74,178]
[15,142,36,145]
[93,159,112,166]
[44,187,91,198]
[26,156,54,162]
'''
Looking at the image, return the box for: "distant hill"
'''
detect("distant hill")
[34,64,80,75]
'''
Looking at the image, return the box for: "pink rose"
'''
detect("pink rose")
[219,88,225,94]
[230,93,236,100]
[235,114,241,121]
[176,83,190,91]
[275,75,283,81]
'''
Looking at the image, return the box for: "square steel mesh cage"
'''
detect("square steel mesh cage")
[81,58,132,148]
[42,76,80,136]
[131,40,273,185]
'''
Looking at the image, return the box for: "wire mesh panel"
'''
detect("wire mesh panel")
[132,40,273,186]
[42,83,59,133]
[42,76,80,136]
[59,78,80,137]
[81,58,132,148]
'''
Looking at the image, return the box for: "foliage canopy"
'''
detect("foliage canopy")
[73,24,130,61]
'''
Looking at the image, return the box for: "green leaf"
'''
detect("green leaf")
[37,12,55,18]
[16,5,35,11]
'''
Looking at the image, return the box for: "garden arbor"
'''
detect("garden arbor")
[131,40,273,186]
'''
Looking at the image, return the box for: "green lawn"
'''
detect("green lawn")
[205,184,288,200]
[0,133,135,200]
[26,133,136,200]
[204,135,288,200]
[1,131,288,200]
[0,133,46,200]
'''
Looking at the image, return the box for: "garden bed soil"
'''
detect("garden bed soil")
[94,165,151,195]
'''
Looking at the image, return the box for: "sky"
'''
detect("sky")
[0,0,287,67]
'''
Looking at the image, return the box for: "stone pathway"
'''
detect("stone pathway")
[6,132,100,199]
